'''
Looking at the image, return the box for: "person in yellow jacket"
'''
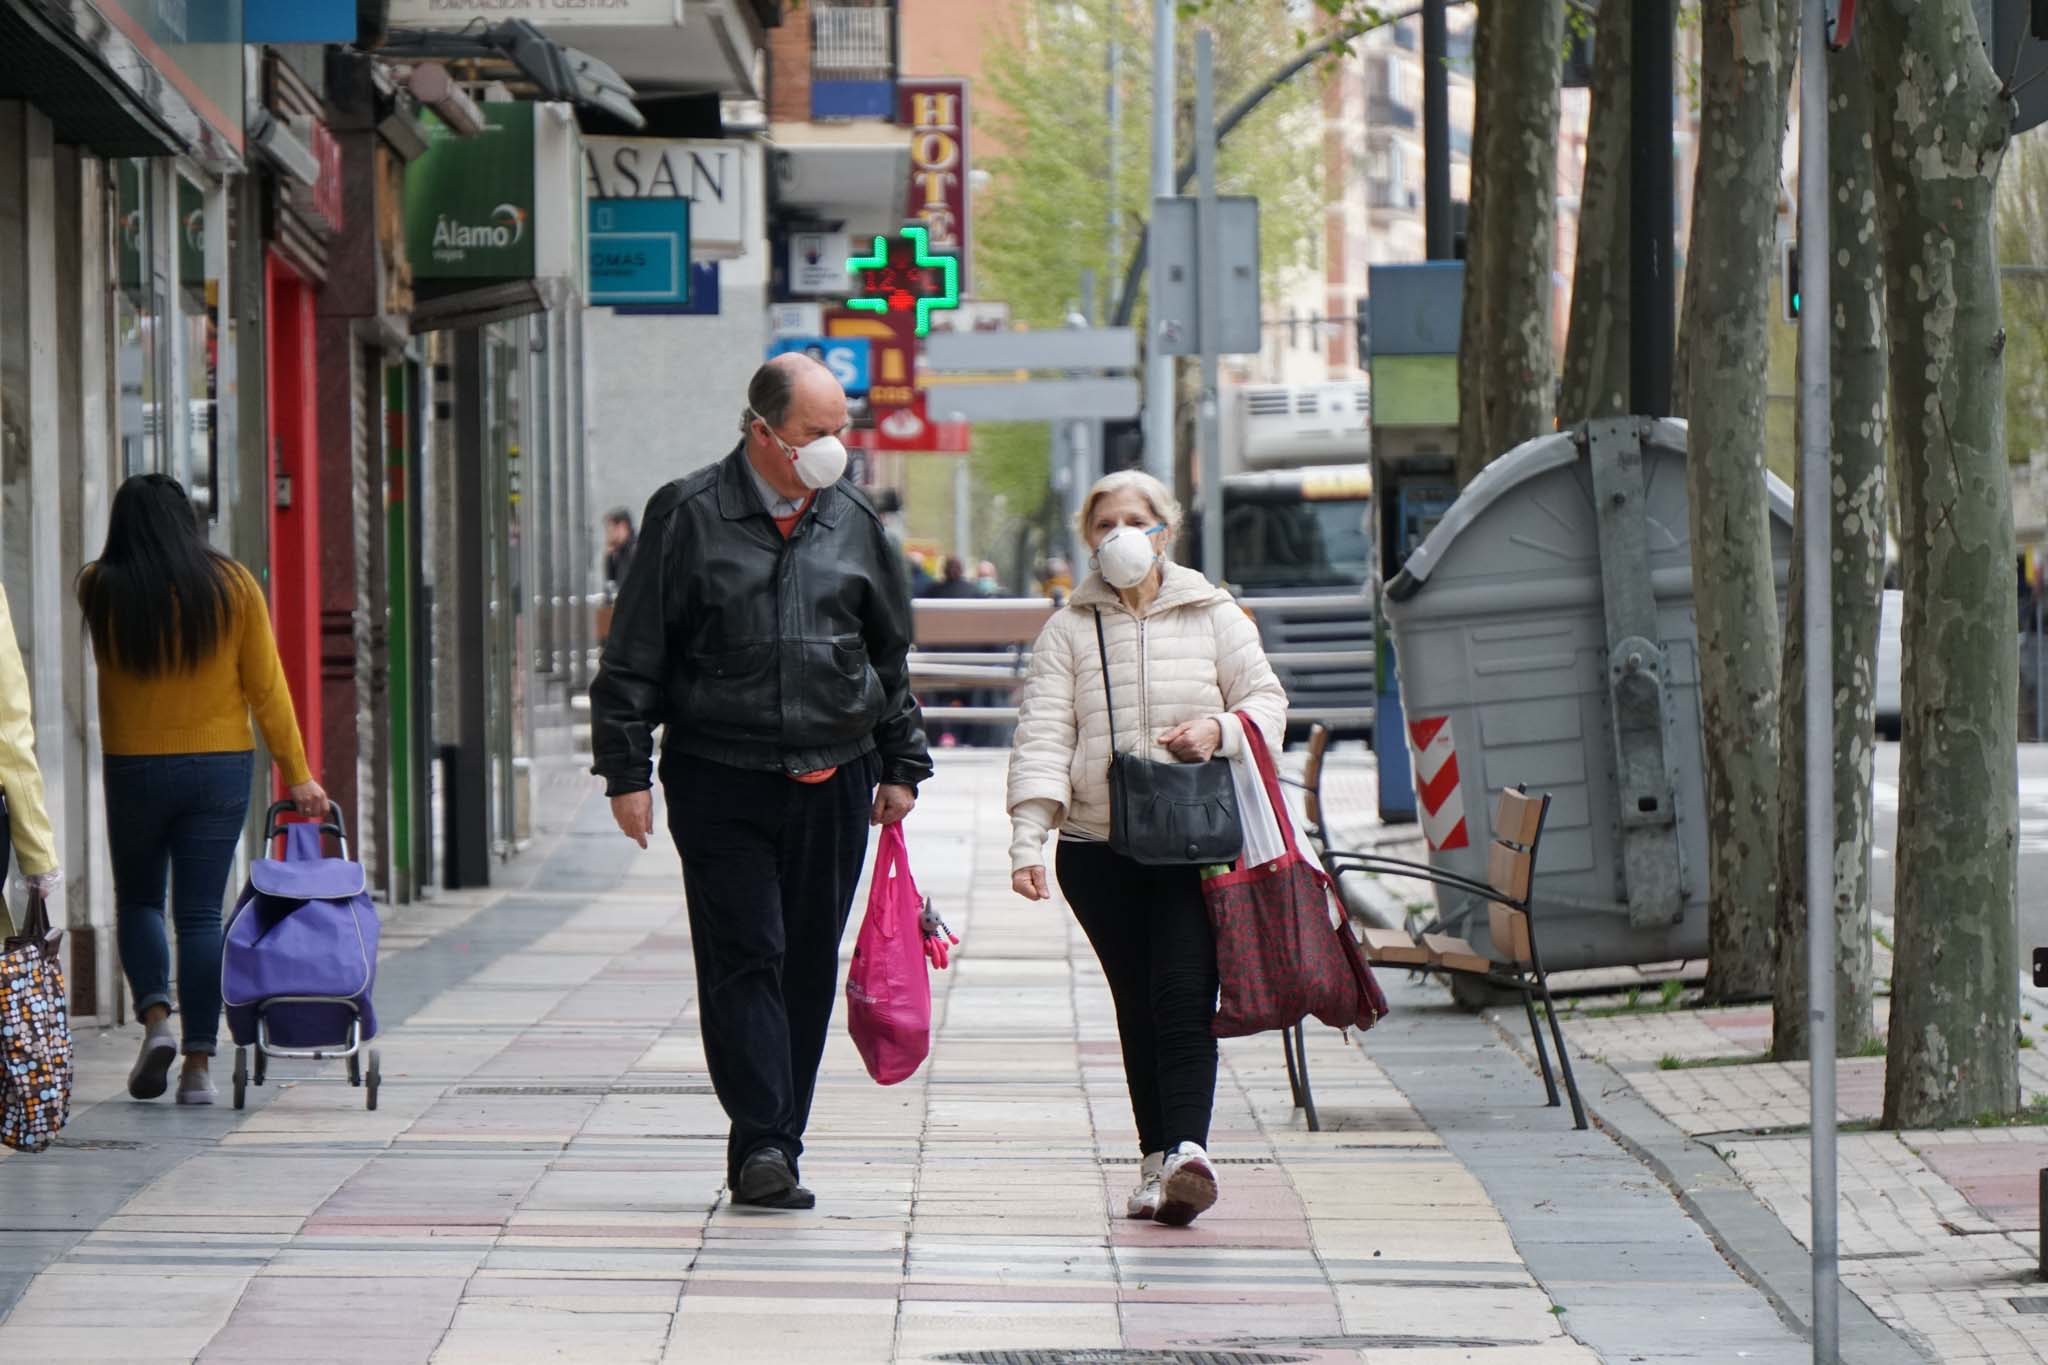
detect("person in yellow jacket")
[0,584,63,932]
[78,475,327,1107]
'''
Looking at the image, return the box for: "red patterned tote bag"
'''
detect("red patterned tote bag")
[1204,714,1388,1039]
[1,893,73,1153]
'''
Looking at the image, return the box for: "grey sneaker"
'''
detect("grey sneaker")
[128,1022,178,1100]
[175,1071,217,1106]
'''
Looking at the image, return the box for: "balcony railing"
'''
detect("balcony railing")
[812,2,894,80]
[1368,94,1418,131]
[1368,178,1419,212]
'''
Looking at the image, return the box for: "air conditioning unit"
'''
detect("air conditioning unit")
[1227,382,1372,469]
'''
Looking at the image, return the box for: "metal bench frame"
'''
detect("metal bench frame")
[1283,727,1587,1131]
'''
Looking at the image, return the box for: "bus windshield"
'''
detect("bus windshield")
[1222,492,1372,592]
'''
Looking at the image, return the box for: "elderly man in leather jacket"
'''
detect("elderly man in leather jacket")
[590,353,931,1211]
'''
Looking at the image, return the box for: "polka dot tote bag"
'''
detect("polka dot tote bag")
[1,893,72,1153]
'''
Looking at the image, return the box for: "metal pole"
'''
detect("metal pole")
[1797,1,1838,1359]
[953,458,972,565]
[1145,0,1177,482]
[1630,0,1675,416]
[1196,30,1223,588]
[1422,0,1451,260]
[1108,16,1122,303]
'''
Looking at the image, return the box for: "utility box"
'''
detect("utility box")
[1380,418,1793,972]
[1367,261,1464,822]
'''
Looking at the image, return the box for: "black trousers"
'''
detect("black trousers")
[664,749,879,1183]
[1056,839,1220,1156]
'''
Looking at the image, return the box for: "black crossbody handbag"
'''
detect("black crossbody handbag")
[1092,608,1243,867]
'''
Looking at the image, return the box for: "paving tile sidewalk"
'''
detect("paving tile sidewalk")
[0,750,1820,1363]
[1312,745,2045,1363]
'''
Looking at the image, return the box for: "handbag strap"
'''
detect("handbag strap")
[1233,711,1307,861]
[1092,608,1120,762]
[4,891,58,957]
[873,822,910,939]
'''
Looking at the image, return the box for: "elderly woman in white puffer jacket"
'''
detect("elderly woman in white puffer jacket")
[1007,470,1287,1228]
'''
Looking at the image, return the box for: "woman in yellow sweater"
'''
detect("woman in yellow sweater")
[79,474,327,1106]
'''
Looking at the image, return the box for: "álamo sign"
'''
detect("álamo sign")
[406,104,537,280]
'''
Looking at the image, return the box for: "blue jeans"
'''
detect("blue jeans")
[107,751,254,1056]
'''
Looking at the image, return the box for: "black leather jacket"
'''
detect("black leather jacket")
[589,447,932,796]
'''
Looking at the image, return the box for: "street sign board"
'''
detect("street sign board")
[923,377,1141,422]
[923,327,1137,373]
[767,336,872,396]
[1151,195,1260,357]
[588,198,689,306]
[789,231,851,295]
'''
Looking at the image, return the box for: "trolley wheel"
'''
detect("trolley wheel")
[232,1047,248,1111]
[365,1049,381,1112]
[252,1047,267,1087]
[348,1051,362,1087]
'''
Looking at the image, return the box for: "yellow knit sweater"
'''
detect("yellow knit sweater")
[94,564,314,788]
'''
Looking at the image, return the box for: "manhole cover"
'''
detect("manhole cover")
[453,1085,711,1096]
[933,1353,1307,1365]
[2010,1298,2048,1315]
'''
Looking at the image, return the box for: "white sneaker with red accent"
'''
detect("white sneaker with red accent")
[1126,1152,1165,1220]
[1155,1142,1218,1227]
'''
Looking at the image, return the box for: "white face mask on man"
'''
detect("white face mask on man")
[754,412,850,490]
[1093,523,1166,590]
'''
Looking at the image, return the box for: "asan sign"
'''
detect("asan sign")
[899,78,969,294]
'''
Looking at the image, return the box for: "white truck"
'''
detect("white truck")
[1190,381,1376,740]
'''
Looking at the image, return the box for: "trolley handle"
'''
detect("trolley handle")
[262,800,351,860]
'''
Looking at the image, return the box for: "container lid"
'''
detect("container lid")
[1390,418,1791,595]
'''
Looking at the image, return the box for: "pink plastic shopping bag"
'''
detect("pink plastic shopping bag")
[846,822,932,1085]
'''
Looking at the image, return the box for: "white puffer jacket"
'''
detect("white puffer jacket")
[1006,561,1289,873]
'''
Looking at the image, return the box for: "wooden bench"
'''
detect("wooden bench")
[1283,726,1586,1130]
[1328,786,1586,1128]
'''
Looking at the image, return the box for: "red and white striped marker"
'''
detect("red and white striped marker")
[1407,714,1469,852]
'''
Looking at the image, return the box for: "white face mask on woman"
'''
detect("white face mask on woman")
[755,413,850,490]
[1093,523,1166,590]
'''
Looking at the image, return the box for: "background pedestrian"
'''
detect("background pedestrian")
[78,474,328,1107]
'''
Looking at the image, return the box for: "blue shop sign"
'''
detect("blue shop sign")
[589,198,691,306]
[244,0,358,41]
[766,336,872,396]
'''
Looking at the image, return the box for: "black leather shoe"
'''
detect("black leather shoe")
[733,1148,815,1209]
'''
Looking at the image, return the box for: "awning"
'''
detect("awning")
[769,120,910,240]
[0,0,241,167]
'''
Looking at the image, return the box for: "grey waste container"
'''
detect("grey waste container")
[1379,417,1792,973]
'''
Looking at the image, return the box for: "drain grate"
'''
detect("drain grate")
[933,1352,1308,1365]
[2011,1298,2048,1315]
[1099,1157,1273,1167]
[52,1138,145,1151]
[1206,1336,1535,1352]
[453,1084,711,1096]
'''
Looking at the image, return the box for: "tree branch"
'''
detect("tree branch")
[1110,1,1469,327]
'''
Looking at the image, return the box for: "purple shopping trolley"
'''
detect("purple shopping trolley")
[223,802,381,1110]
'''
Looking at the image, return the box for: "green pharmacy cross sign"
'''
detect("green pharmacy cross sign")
[846,226,960,337]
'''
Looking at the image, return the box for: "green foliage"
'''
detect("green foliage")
[979,0,1325,330]
[1659,979,1685,1008]
[1997,133,2048,467]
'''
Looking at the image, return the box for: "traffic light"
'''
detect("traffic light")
[1781,238,1801,322]
[1102,418,1144,474]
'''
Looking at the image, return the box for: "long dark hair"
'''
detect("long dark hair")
[78,474,239,677]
